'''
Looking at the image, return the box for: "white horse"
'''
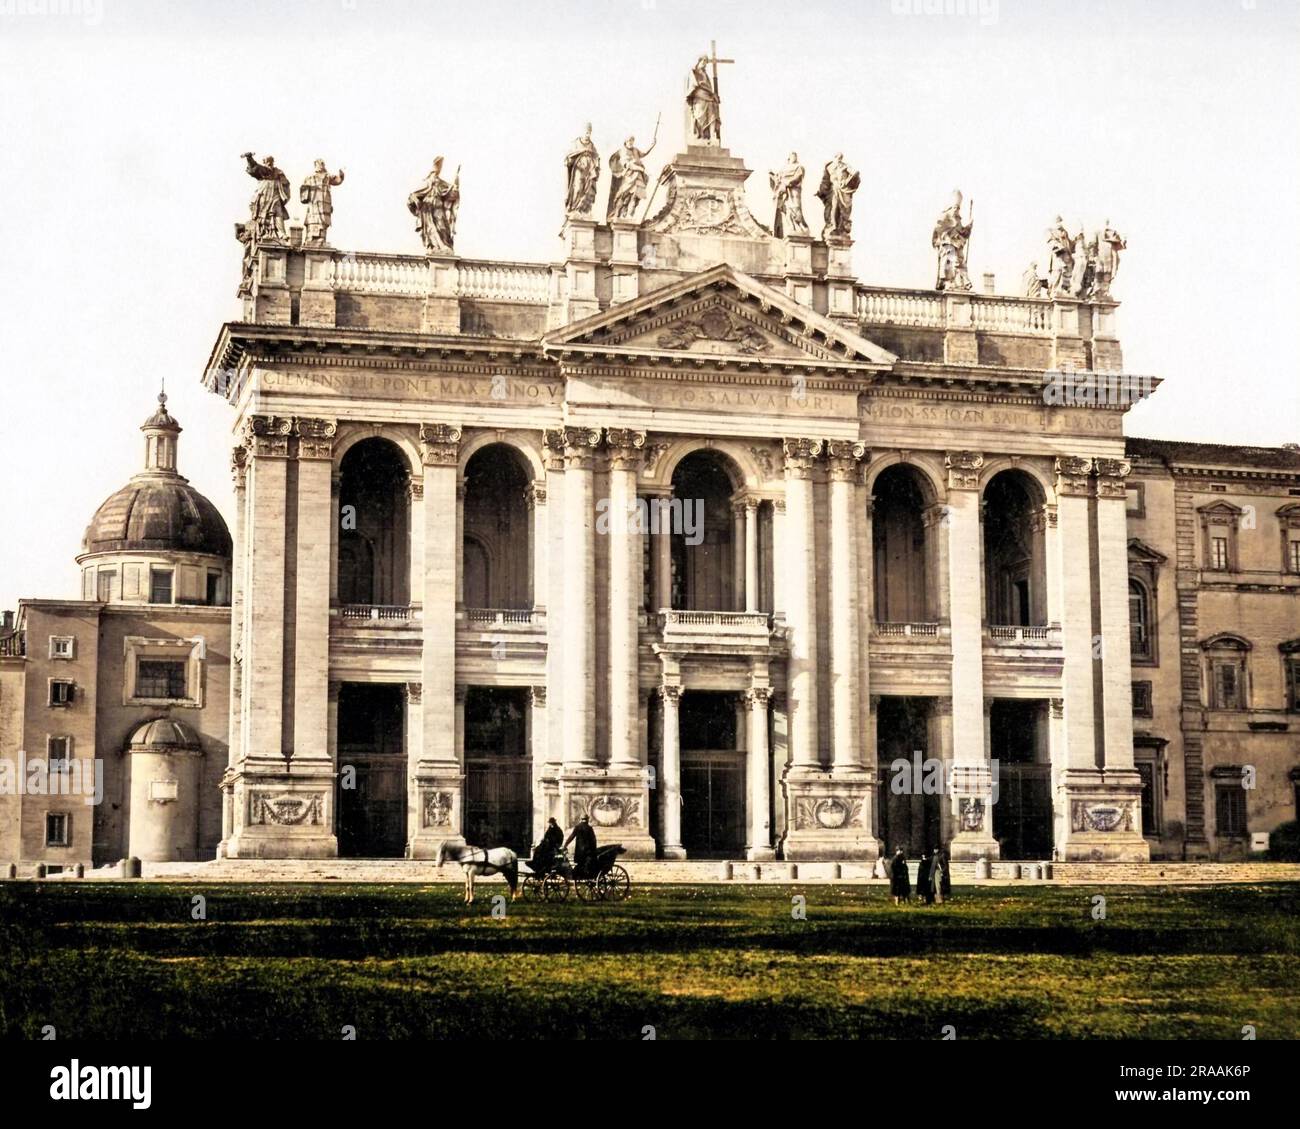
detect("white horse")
[435,840,519,904]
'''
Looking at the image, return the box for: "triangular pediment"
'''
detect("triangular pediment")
[1127,537,1167,564]
[543,263,896,370]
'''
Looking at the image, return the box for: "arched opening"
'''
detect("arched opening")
[670,450,738,611]
[462,444,532,610]
[337,439,410,607]
[872,464,935,623]
[983,470,1047,627]
[1128,578,1152,661]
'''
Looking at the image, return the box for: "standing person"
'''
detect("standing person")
[939,847,952,901]
[565,814,598,879]
[917,849,933,906]
[929,846,946,906]
[889,847,911,905]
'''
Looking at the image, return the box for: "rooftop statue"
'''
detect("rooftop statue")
[769,153,809,238]
[408,156,461,255]
[687,54,721,143]
[1046,215,1074,297]
[564,123,601,218]
[241,152,290,244]
[816,153,860,240]
[1093,221,1127,298]
[300,160,345,246]
[607,123,658,222]
[932,190,973,291]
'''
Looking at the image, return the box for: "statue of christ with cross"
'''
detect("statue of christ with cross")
[687,41,733,144]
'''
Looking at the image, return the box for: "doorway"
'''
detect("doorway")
[679,691,745,857]
[336,683,407,857]
[463,686,532,852]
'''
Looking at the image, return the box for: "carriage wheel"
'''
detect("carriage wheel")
[542,872,569,902]
[602,864,631,901]
[521,876,538,900]
[575,877,598,902]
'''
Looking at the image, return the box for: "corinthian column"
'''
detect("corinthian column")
[782,437,823,769]
[745,684,775,861]
[744,498,760,613]
[827,440,866,771]
[605,428,645,768]
[660,684,684,858]
[561,425,601,766]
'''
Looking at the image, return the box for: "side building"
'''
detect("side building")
[1126,438,1300,859]
[0,395,232,868]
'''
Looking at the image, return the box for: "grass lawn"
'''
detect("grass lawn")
[1,882,1297,1040]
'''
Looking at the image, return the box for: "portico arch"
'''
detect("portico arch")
[983,468,1049,627]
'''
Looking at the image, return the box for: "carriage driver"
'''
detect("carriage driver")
[530,817,563,875]
[565,815,598,879]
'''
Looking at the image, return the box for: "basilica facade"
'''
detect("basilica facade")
[4,62,1295,871]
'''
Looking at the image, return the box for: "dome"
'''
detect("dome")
[126,717,201,751]
[79,390,232,559]
[81,476,232,557]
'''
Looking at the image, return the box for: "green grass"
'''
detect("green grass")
[1,882,1297,1039]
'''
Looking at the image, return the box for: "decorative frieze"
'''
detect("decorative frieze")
[1094,456,1132,499]
[419,422,462,466]
[249,791,324,826]
[641,441,671,478]
[793,795,865,831]
[944,449,984,490]
[230,444,248,487]
[1070,799,1137,833]
[422,790,454,828]
[570,793,643,829]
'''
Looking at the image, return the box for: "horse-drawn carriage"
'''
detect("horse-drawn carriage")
[520,844,631,902]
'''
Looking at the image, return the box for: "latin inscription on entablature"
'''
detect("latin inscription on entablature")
[570,376,856,418]
[260,368,564,405]
[861,396,1123,436]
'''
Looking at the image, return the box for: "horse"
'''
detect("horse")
[435,840,519,904]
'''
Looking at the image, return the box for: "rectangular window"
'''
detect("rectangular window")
[49,636,74,659]
[1132,682,1153,717]
[97,570,116,602]
[150,569,174,605]
[49,680,74,707]
[136,659,187,700]
[206,572,221,605]
[1290,540,1300,574]
[45,812,70,847]
[1215,784,1247,838]
[1212,662,1241,710]
[1287,658,1300,713]
[1210,536,1229,571]
[48,736,72,770]
[1125,484,1145,517]
[1137,761,1156,834]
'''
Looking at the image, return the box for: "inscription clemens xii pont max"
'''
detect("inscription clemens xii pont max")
[260,369,1122,433]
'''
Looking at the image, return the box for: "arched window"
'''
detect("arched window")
[1201,634,1251,711]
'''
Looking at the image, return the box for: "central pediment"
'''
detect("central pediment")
[543,263,896,372]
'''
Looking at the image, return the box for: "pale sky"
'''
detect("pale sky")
[1,0,1297,610]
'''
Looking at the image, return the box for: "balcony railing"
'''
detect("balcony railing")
[329,252,552,303]
[460,608,543,628]
[988,624,1054,643]
[0,632,25,657]
[856,286,1055,337]
[337,604,413,623]
[873,622,941,638]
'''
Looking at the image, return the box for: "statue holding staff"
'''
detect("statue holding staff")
[607,119,659,222]
[408,156,460,254]
[241,152,290,244]
[932,190,973,291]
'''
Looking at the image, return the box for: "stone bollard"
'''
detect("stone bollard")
[1043,862,1053,880]
[1010,863,1022,880]
[788,863,798,880]
[832,862,842,880]
[74,863,85,879]
[1032,863,1044,880]
[120,857,142,879]
[721,861,734,881]
[34,863,47,879]
[975,856,991,880]
[5,863,15,880]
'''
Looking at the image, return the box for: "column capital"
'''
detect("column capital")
[782,437,824,479]
[405,681,423,704]
[744,686,774,708]
[933,696,953,717]
[293,416,338,460]
[1050,697,1065,719]
[454,685,469,704]
[541,428,567,471]
[921,502,948,528]
[659,684,682,705]
[1054,455,1093,496]
[1094,457,1132,499]
[419,422,462,466]
[944,450,984,491]
[743,495,761,514]
[409,479,425,501]
[604,427,647,472]
[528,685,547,707]
[982,698,994,717]
[560,425,602,469]
[242,414,293,458]
[523,481,547,508]
[1029,502,1058,531]
[825,439,868,481]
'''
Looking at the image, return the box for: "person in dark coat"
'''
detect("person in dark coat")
[917,849,934,905]
[530,817,563,875]
[929,846,946,905]
[938,847,952,900]
[889,847,911,905]
[565,815,598,879]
